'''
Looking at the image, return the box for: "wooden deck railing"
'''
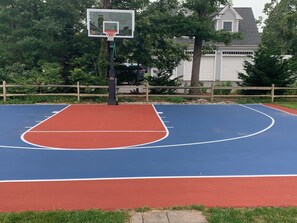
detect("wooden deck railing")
[1,81,297,103]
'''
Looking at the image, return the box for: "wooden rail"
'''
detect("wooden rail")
[1,81,297,103]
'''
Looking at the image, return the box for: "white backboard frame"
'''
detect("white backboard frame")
[87,9,135,39]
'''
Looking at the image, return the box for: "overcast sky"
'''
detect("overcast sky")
[232,0,270,20]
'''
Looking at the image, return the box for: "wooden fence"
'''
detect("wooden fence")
[1,81,297,103]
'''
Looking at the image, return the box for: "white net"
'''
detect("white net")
[105,30,117,41]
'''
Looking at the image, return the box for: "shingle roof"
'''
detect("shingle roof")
[231,7,261,46]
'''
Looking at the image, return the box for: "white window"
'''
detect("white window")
[223,21,233,32]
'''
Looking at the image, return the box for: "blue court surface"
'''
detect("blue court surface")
[0,103,296,182]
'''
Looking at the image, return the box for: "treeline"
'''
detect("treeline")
[1,0,297,91]
[238,0,297,90]
[0,0,241,90]
[0,0,190,86]
[0,0,108,85]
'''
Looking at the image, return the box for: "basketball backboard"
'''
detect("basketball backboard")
[87,9,135,39]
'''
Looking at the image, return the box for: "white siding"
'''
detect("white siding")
[200,56,215,81]
[182,55,215,81]
[221,56,244,81]
[183,59,192,81]
[178,51,253,82]
[220,55,252,81]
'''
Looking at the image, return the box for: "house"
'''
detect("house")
[173,5,261,83]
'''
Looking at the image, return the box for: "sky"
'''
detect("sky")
[232,0,270,20]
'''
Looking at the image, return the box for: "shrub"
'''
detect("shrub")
[147,70,181,94]
[214,81,232,95]
[238,47,297,94]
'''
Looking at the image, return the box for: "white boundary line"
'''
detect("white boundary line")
[2,104,169,151]
[0,104,274,151]
[20,105,72,148]
[2,174,297,183]
[29,130,167,133]
[135,104,275,149]
[150,104,170,143]
[0,104,287,183]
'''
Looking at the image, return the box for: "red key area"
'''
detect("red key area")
[23,104,167,149]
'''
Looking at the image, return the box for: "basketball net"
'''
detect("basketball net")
[105,30,117,41]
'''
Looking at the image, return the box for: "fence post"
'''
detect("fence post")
[3,81,6,102]
[183,82,188,94]
[77,81,80,102]
[211,83,214,103]
[271,84,275,103]
[146,81,149,103]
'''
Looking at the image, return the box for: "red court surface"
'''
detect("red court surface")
[265,103,297,115]
[23,104,167,149]
[1,177,297,212]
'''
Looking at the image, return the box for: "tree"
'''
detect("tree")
[114,0,188,89]
[0,0,105,85]
[0,0,188,88]
[147,71,181,94]
[102,0,111,9]
[238,47,297,94]
[262,0,297,55]
[0,0,44,67]
[175,0,240,94]
[111,0,150,10]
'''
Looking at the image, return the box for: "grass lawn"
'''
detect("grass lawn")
[2,207,297,223]
[275,101,297,110]
[0,209,129,223]
[205,207,297,223]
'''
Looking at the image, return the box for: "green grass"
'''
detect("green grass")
[168,205,205,212]
[134,206,152,213]
[165,206,297,223]
[0,209,129,223]
[2,94,297,106]
[205,207,297,223]
[2,207,297,223]
[275,102,297,110]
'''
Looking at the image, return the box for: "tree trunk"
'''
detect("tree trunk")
[190,36,203,95]
[103,0,111,9]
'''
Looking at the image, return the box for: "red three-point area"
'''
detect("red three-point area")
[23,105,167,149]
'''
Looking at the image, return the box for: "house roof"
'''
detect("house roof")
[176,7,261,47]
[231,7,260,46]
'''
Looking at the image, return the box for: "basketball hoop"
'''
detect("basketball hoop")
[105,30,117,41]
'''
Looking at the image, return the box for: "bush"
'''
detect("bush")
[238,47,297,94]
[69,68,107,94]
[147,71,181,94]
[214,81,232,95]
[285,82,297,95]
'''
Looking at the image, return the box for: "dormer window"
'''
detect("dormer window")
[223,21,233,32]
[214,6,243,32]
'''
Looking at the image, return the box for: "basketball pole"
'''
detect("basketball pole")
[107,41,118,105]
